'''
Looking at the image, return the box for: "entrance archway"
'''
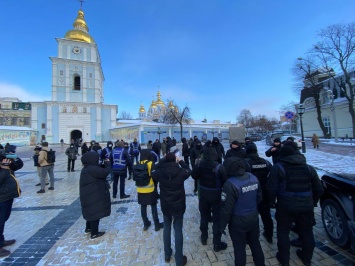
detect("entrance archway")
[70,130,82,143]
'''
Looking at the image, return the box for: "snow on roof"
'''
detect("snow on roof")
[0,126,36,131]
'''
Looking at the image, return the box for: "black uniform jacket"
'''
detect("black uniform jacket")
[152,159,191,216]
[267,153,323,212]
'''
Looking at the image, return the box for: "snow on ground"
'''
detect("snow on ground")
[256,141,355,176]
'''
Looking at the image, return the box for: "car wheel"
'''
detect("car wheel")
[322,199,350,247]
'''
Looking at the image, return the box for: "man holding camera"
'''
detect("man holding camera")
[0,145,23,257]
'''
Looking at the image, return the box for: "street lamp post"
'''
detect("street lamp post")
[157,127,161,141]
[212,128,215,138]
[327,90,339,143]
[297,104,306,153]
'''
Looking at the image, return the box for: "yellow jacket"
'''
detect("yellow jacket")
[136,160,155,194]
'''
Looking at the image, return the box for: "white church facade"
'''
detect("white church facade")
[30,9,117,144]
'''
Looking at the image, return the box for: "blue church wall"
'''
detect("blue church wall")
[57,87,66,102]
[101,108,111,141]
[36,106,47,142]
[70,89,83,102]
[51,106,59,143]
[90,107,98,141]
[86,66,95,78]
[87,88,95,102]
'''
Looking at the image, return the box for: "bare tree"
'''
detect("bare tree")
[164,102,191,140]
[314,22,355,138]
[251,115,275,133]
[236,109,253,134]
[118,110,133,120]
[292,56,333,138]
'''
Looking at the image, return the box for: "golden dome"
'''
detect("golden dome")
[150,100,157,108]
[168,100,174,109]
[139,104,146,113]
[64,10,95,43]
[155,91,165,106]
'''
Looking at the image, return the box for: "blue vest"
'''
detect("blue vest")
[228,174,259,216]
[112,148,126,170]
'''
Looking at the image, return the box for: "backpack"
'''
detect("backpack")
[133,162,150,187]
[131,143,139,156]
[45,149,56,164]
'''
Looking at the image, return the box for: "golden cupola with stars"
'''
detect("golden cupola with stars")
[65,9,95,43]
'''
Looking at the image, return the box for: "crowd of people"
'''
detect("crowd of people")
[0,135,323,266]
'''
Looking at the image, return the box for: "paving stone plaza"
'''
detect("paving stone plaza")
[1,143,355,266]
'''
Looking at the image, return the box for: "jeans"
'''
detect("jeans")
[199,189,222,246]
[275,209,315,264]
[112,173,126,198]
[67,158,75,171]
[183,156,189,167]
[141,204,159,226]
[229,218,265,266]
[85,220,100,236]
[41,164,55,189]
[163,214,184,266]
[0,199,14,247]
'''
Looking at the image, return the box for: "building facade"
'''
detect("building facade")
[300,70,354,139]
[30,8,117,144]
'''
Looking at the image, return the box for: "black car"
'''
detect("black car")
[320,172,355,251]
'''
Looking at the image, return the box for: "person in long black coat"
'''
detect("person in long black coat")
[80,152,111,239]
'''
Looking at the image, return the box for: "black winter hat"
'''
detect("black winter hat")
[245,142,258,154]
[273,138,281,143]
[231,140,239,146]
[245,137,251,141]
[279,141,300,157]
[283,140,299,151]
[6,145,16,153]
[223,157,246,176]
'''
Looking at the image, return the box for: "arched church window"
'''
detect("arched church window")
[74,76,81,91]
[41,123,46,129]
[73,105,78,113]
[63,106,67,113]
[83,107,87,113]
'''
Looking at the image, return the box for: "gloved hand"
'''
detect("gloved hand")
[269,203,276,209]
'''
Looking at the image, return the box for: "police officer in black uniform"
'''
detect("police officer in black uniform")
[191,147,228,251]
[267,141,323,266]
[244,143,273,243]
[220,157,265,266]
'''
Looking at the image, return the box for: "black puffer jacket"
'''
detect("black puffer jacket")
[182,138,190,157]
[0,169,21,202]
[80,152,111,221]
[191,147,227,189]
[225,147,245,159]
[212,137,225,160]
[152,159,191,216]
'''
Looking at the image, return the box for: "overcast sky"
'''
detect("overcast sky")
[1,0,355,122]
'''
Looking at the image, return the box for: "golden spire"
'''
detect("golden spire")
[64,9,95,43]
[150,99,157,108]
[139,103,146,113]
[155,90,164,106]
[168,100,174,109]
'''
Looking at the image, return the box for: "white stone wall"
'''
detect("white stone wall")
[58,113,92,143]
